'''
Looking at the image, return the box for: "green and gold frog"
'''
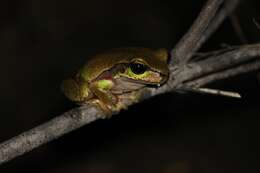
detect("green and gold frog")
[61,48,169,115]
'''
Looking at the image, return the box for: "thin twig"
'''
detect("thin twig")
[193,44,260,75]
[253,18,260,30]
[196,0,240,50]
[184,87,241,98]
[185,60,260,87]
[171,0,223,65]
[229,13,248,43]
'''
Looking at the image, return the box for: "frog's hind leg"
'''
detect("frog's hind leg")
[61,78,91,102]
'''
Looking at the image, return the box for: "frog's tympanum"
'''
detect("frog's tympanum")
[61,48,169,115]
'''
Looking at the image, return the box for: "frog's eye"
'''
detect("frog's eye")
[129,62,147,75]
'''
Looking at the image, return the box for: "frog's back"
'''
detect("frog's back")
[79,48,159,82]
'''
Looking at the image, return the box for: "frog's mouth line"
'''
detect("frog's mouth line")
[119,74,168,87]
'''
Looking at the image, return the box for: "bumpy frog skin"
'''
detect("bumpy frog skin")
[61,48,169,114]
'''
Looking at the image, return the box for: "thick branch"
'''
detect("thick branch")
[0,105,105,164]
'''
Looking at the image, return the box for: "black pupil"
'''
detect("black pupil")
[130,63,147,74]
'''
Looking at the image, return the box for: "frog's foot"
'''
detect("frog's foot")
[118,91,141,104]
[110,91,141,112]
[88,99,115,118]
[114,102,128,111]
[89,84,119,112]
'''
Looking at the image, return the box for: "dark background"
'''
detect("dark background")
[0,0,260,172]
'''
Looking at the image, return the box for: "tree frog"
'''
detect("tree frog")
[61,48,169,115]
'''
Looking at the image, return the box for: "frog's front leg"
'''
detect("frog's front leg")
[89,79,118,114]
